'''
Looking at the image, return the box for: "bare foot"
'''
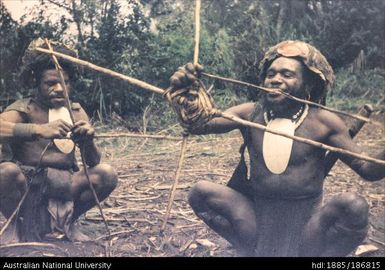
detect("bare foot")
[67,223,91,242]
[0,220,20,245]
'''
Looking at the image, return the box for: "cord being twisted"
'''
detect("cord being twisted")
[163,81,220,132]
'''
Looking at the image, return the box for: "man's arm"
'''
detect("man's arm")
[169,63,256,135]
[190,102,256,135]
[322,110,385,181]
[71,108,101,167]
[1,111,72,143]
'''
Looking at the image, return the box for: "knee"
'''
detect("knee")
[97,164,118,191]
[340,193,368,216]
[332,193,369,228]
[0,162,26,188]
[188,180,211,208]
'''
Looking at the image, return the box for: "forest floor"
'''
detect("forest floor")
[0,113,384,258]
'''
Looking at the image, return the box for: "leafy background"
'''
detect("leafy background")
[1,0,384,131]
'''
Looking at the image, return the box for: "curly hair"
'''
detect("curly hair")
[19,39,79,87]
[259,40,335,105]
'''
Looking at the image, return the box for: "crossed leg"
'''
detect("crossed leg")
[300,192,369,257]
[188,180,257,256]
[0,162,27,219]
[71,163,117,220]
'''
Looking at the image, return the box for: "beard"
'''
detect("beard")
[36,92,66,109]
[261,86,308,114]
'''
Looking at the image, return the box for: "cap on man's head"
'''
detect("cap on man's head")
[259,40,335,104]
[19,38,79,87]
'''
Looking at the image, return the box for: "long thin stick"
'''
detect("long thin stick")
[95,133,181,141]
[45,40,75,123]
[201,72,381,126]
[35,47,164,95]
[160,134,188,232]
[34,46,385,165]
[0,185,30,238]
[161,0,202,233]
[219,111,385,165]
[0,142,51,241]
[193,0,201,65]
[80,145,112,256]
[0,242,59,249]
[35,47,383,128]
[324,104,373,177]
[45,40,112,255]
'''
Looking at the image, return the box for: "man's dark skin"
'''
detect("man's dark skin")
[169,57,385,256]
[0,68,117,242]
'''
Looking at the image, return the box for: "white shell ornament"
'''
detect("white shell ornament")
[262,118,295,174]
[48,107,75,154]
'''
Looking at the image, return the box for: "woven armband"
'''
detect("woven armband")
[13,123,37,140]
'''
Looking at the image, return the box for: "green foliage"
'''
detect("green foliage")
[327,68,385,110]
[1,0,384,129]
[310,0,385,69]
[0,3,65,106]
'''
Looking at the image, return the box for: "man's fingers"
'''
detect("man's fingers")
[195,63,204,73]
[170,63,204,89]
[170,75,181,88]
[185,63,195,73]
[186,63,203,74]
[186,72,196,82]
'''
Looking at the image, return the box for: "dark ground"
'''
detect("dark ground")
[0,113,384,257]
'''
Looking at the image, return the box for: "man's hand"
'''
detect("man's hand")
[170,63,204,89]
[35,119,73,139]
[71,120,95,144]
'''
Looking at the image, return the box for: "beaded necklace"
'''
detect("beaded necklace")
[262,104,309,174]
[263,104,309,129]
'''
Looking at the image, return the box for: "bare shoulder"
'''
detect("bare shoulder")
[72,103,90,122]
[313,107,348,134]
[0,109,25,123]
[223,102,257,121]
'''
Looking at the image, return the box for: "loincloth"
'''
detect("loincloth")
[5,163,75,242]
[253,194,322,257]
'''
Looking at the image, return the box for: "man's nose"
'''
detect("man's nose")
[269,74,283,86]
[50,83,64,93]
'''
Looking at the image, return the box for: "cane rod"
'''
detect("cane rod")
[161,0,202,232]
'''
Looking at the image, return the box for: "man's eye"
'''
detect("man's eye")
[266,72,275,78]
[283,72,294,78]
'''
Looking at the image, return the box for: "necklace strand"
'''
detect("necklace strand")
[264,104,309,129]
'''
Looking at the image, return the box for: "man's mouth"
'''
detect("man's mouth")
[50,96,65,101]
[267,90,285,99]
[268,92,281,98]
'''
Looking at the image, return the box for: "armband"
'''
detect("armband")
[13,123,37,140]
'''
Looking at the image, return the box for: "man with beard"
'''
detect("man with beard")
[168,40,385,256]
[0,40,117,243]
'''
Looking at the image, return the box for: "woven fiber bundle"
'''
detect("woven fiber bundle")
[164,81,220,132]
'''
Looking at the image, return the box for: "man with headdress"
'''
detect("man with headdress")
[0,39,117,243]
[168,40,385,256]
